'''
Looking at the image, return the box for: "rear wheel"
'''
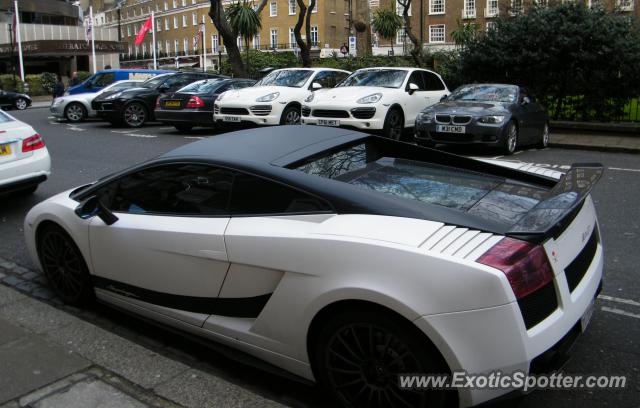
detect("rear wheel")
[537,123,549,149]
[64,102,86,123]
[314,309,453,408]
[122,102,147,128]
[14,97,28,110]
[37,224,94,306]
[174,124,194,132]
[382,108,404,140]
[502,121,518,155]
[280,105,301,125]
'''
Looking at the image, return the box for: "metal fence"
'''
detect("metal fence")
[546,96,640,122]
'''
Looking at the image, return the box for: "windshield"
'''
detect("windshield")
[339,69,408,88]
[256,70,313,87]
[448,85,518,103]
[142,74,171,88]
[178,79,225,93]
[102,81,140,93]
[0,111,14,123]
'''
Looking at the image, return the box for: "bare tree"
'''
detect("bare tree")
[354,0,372,56]
[208,0,268,76]
[396,0,424,66]
[293,0,316,67]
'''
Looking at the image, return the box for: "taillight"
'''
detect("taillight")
[186,96,204,108]
[155,97,161,108]
[22,133,45,152]
[477,237,554,299]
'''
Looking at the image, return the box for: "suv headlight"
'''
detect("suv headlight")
[357,93,382,104]
[478,115,505,124]
[305,93,315,103]
[256,92,279,102]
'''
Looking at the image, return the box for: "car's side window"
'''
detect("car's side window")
[103,163,234,216]
[229,173,332,215]
[92,73,116,87]
[406,71,426,91]
[422,72,446,91]
[312,71,346,89]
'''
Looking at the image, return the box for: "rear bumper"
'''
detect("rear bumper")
[156,109,214,126]
[0,148,51,192]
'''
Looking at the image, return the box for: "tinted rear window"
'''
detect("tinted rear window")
[0,111,14,123]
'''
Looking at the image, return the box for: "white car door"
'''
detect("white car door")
[88,163,234,326]
[403,70,430,127]
[421,70,449,108]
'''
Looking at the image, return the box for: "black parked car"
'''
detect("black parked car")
[415,84,549,154]
[156,78,256,132]
[92,72,223,127]
[0,89,32,110]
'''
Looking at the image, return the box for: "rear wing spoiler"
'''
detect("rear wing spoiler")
[508,163,604,237]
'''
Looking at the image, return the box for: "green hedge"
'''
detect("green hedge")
[0,74,24,93]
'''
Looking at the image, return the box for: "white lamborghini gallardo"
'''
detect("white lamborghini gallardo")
[24,126,603,408]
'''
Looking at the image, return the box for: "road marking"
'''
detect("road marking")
[184,136,204,140]
[601,306,640,319]
[160,127,174,130]
[126,133,156,138]
[598,295,640,307]
[111,129,139,134]
[608,167,640,173]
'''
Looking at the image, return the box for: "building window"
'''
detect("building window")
[396,0,412,15]
[395,28,406,44]
[127,25,131,36]
[184,37,189,52]
[182,0,187,6]
[253,33,261,49]
[310,26,318,46]
[193,36,198,50]
[537,0,549,6]
[166,40,171,54]
[429,0,445,14]
[155,19,160,31]
[429,24,445,43]
[289,27,296,48]
[618,0,633,10]
[142,43,146,57]
[310,0,317,12]
[486,21,497,31]
[158,42,163,53]
[289,0,296,15]
[270,28,278,48]
[212,34,219,52]
[164,1,168,11]
[183,15,187,27]
[193,0,197,4]
[485,0,499,16]
[174,16,178,28]
[463,0,476,18]
[511,0,523,14]
[128,45,132,56]
[165,18,169,30]
[173,0,177,8]
[156,3,160,12]
[192,12,197,25]
[270,1,277,16]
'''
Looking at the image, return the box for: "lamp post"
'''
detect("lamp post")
[5,10,16,90]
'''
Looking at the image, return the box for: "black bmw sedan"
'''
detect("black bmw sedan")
[415,84,549,154]
[92,72,223,128]
[155,78,256,132]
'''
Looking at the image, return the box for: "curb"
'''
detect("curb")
[549,142,640,154]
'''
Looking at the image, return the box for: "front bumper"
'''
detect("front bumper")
[301,104,386,130]
[415,121,508,145]
[156,109,214,126]
[92,100,124,121]
[0,148,51,192]
[214,102,284,126]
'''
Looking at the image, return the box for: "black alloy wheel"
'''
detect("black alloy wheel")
[315,309,452,408]
[383,109,404,140]
[123,102,147,128]
[280,105,301,125]
[37,225,94,305]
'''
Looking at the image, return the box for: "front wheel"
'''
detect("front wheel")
[37,224,94,306]
[314,309,453,408]
[502,122,518,155]
[382,109,404,140]
[64,102,86,123]
[537,123,549,149]
[122,102,147,128]
[14,97,28,110]
[280,105,301,125]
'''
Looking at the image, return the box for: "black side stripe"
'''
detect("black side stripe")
[92,276,272,318]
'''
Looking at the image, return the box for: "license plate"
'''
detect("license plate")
[0,144,11,156]
[223,116,241,122]
[164,100,181,108]
[318,119,340,127]
[580,300,595,332]
[436,124,466,133]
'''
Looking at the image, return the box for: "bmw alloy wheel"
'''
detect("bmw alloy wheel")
[540,123,549,148]
[504,123,518,155]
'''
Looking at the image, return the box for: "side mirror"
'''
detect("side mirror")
[311,82,323,91]
[440,94,448,102]
[521,96,531,106]
[408,83,419,95]
[74,195,119,225]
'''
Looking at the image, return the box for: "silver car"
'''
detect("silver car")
[50,80,143,123]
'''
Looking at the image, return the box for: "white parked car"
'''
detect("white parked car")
[50,80,143,123]
[214,67,350,126]
[0,110,50,195]
[25,126,603,408]
[302,67,449,139]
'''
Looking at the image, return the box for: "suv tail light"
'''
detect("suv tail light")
[155,97,161,108]
[186,96,204,108]
[22,134,45,152]
[477,237,554,299]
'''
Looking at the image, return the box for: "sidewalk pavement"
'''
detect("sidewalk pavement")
[0,282,287,408]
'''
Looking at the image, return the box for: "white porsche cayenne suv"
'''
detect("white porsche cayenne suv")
[213,67,350,126]
[0,110,50,195]
[302,67,449,139]
[25,126,603,408]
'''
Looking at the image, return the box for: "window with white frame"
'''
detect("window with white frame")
[156,3,160,11]
[156,19,161,31]
[182,0,186,6]
[174,16,178,28]
[617,0,633,10]
[174,39,179,55]
[183,15,187,27]
[395,28,406,44]
[486,21,497,31]
[192,12,197,25]
[184,37,189,52]
[164,1,168,11]
[253,33,261,49]
[310,0,317,12]
[166,40,171,54]
[212,34,219,52]
[128,45,132,56]
[463,0,476,18]
[429,0,445,14]
[158,42,163,53]
[311,26,318,46]
[270,1,277,16]
[289,27,296,48]
[193,36,198,50]
[193,0,197,3]
[142,43,146,56]
[173,0,177,8]
[429,24,445,43]
[486,0,498,15]
[135,45,139,57]
[396,0,412,15]
[165,18,169,30]
[127,25,131,36]
[511,0,523,14]
[289,0,296,15]
[270,28,278,48]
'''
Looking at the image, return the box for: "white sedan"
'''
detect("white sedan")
[302,67,449,139]
[0,110,50,195]
[50,80,143,123]
[25,126,603,408]
[214,68,350,126]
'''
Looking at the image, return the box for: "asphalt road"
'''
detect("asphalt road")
[1,108,639,408]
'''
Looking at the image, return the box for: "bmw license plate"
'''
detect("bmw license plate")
[436,124,466,133]
[0,144,11,156]
[318,119,340,127]
[223,116,241,122]
[580,300,595,332]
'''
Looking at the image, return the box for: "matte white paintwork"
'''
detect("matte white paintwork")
[218,263,284,298]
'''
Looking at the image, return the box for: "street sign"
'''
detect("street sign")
[348,36,356,57]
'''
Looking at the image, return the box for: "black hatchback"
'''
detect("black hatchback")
[155,78,256,132]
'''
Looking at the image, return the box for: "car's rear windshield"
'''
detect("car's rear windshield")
[293,141,547,224]
[178,79,225,94]
[448,85,517,103]
[0,111,13,123]
[142,74,171,88]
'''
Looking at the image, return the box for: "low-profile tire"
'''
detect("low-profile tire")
[502,121,518,155]
[64,102,87,123]
[14,97,28,110]
[122,102,147,128]
[314,308,453,408]
[537,122,550,149]
[280,105,301,125]
[37,224,94,306]
[174,124,194,132]
[382,108,404,140]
